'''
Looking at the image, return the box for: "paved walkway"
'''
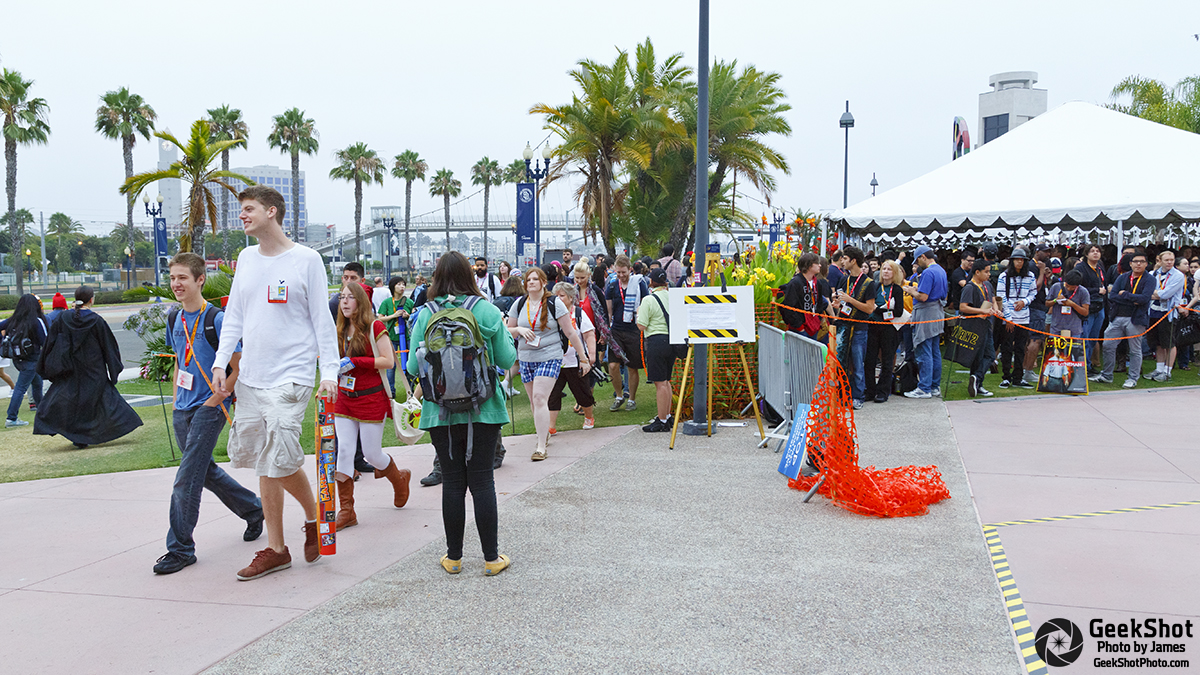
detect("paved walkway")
[949,387,1200,673]
[0,425,632,674]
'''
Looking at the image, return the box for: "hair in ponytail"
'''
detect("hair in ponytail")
[74,285,95,313]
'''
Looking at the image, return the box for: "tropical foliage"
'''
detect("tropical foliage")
[392,150,427,271]
[428,168,462,252]
[267,108,319,241]
[329,142,385,258]
[204,105,249,234]
[1,68,50,294]
[471,156,502,260]
[1108,75,1200,134]
[530,37,791,258]
[119,120,253,253]
[95,87,156,253]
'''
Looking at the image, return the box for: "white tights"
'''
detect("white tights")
[334,417,389,479]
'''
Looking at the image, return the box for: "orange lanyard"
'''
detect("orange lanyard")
[1129,274,1142,295]
[525,295,543,328]
[1090,262,1104,285]
[181,302,206,367]
[1057,286,1078,303]
[971,281,987,300]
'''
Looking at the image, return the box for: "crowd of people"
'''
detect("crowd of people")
[777,240,1200,404]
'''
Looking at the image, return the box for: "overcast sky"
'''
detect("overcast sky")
[3,0,1198,237]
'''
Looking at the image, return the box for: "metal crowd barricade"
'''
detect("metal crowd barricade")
[756,323,827,452]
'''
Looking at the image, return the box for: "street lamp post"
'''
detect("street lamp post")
[870,173,878,197]
[381,210,398,281]
[24,249,32,287]
[144,193,164,292]
[123,246,133,290]
[523,142,554,266]
[836,100,855,252]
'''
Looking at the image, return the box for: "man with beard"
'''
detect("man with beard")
[474,256,501,301]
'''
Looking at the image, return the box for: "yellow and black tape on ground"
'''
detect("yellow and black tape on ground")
[984,526,1049,675]
[985,500,1200,528]
[685,294,737,304]
[687,329,738,339]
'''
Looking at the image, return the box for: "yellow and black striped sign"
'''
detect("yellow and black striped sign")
[685,294,737,304]
[984,526,1048,675]
[687,329,738,339]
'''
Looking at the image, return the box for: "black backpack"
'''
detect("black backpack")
[0,318,44,361]
[167,304,232,376]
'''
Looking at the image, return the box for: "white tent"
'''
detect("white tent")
[830,102,1200,240]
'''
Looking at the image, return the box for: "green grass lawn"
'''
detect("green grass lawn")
[938,356,1199,401]
[0,376,648,484]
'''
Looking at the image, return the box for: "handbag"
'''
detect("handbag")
[368,329,424,444]
[1175,311,1200,347]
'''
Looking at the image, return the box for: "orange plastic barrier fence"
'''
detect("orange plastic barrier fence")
[786,346,951,518]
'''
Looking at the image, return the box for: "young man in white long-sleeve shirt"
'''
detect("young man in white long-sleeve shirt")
[211,185,340,581]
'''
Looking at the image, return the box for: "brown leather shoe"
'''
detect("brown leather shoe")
[236,547,291,581]
[374,457,412,508]
[303,521,321,563]
[335,477,357,529]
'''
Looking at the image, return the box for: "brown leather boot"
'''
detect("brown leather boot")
[335,477,357,529]
[374,457,412,508]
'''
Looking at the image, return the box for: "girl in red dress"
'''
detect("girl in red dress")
[334,282,411,528]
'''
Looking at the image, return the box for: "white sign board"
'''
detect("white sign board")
[667,285,756,345]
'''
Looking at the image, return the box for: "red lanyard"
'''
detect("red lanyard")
[526,295,543,328]
[181,302,206,367]
[1090,262,1104,285]
[1129,274,1142,295]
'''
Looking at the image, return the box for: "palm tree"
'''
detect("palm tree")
[1108,75,1200,134]
[47,212,83,273]
[502,158,527,185]
[267,108,319,241]
[391,150,427,273]
[95,87,157,264]
[329,143,384,258]
[203,105,249,234]
[470,157,503,260]
[1,69,50,295]
[428,168,462,252]
[530,49,651,256]
[120,120,253,254]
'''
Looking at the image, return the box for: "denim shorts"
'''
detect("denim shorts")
[519,359,562,383]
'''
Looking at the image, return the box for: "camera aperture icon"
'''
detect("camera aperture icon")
[1035,618,1084,667]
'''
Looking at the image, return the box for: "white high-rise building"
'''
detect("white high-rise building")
[157,134,184,235]
[977,71,1048,146]
[224,165,308,238]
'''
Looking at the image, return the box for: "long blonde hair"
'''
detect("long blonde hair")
[336,282,375,357]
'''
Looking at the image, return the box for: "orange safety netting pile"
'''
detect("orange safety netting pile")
[787,348,951,517]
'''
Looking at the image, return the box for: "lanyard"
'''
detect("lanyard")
[181,302,206,367]
[1057,286,1079,303]
[1090,262,1104,285]
[526,294,543,328]
[1157,270,1170,290]
[844,271,865,296]
[883,283,895,309]
[971,280,988,302]
[1129,274,1142,295]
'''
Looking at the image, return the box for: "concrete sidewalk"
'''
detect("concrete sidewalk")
[0,424,632,675]
[207,399,1018,674]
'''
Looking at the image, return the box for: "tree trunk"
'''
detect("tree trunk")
[667,163,697,258]
[221,149,230,234]
[7,138,23,296]
[190,182,206,255]
[291,151,301,242]
[124,134,135,260]
[404,180,412,276]
[600,160,616,259]
[482,184,490,261]
[354,177,362,259]
[444,193,451,253]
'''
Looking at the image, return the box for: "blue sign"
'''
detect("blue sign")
[769,221,780,248]
[705,243,720,253]
[777,404,812,480]
[516,182,536,254]
[153,218,169,257]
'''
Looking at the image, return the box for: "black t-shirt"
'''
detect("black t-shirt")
[959,279,993,311]
[948,266,971,307]
[837,272,878,322]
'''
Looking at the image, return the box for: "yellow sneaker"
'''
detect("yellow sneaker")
[440,555,462,574]
[483,554,510,576]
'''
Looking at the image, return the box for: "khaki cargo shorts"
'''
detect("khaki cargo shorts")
[227,382,312,478]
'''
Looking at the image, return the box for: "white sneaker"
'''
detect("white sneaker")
[930,387,941,397]
[1122,379,1137,389]
[4,419,29,428]
[977,386,994,397]
[903,389,932,399]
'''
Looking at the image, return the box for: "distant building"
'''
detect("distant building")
[158,135,184,236]
[307,222,335,245]
[977,71,1048,146]
[223,165,308,236]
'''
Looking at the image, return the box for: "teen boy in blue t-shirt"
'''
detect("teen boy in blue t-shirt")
[153,253,263,575]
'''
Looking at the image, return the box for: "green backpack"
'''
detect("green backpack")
[415,296,495,421]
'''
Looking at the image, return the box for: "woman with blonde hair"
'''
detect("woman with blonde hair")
[506,267,590,461]
[864,259,906,403]
[333,282,411,529]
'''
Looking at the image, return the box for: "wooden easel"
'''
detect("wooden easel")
[668,340,766,449]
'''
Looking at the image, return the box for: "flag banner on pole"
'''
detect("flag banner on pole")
[154,218,169,257]
[769,221,780,247]
[516,183,535,247]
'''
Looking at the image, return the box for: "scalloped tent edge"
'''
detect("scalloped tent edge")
[828,101,1200,237]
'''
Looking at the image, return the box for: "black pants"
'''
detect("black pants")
[864,323,898,401]
[998,322,1030,382]
[548,365,595,411]
[430,423,502,562]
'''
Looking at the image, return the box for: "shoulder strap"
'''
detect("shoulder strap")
[488,275,497,296]
[167,307,180,336]
[367,325,394,400]
[462,296,480,310]
[203,304,222,350]
[514,295,526,315]
[652,293,670,328]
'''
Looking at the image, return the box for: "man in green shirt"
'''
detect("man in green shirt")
[637,269,676,432]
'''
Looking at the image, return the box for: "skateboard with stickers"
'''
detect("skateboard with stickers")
[315,395,337,555]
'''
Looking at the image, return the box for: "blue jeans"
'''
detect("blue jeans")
[6,359,42,421]
[1083,306,1105,367]
[167,405,262,557]
[386,339,400,395]
[916,336,943,392]
[836,324,869,401]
